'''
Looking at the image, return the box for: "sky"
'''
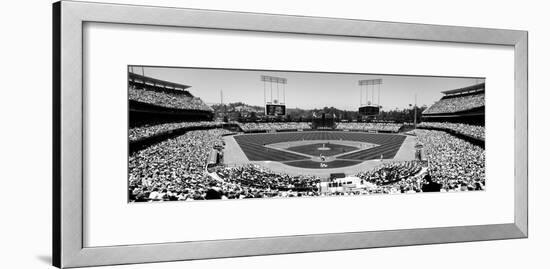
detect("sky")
[131,66,484,111]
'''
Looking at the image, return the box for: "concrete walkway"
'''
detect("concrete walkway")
[222,135,249,165]
[393,135,417,161]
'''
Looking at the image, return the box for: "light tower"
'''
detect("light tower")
[358,79,382,118]
[261,75,287,116]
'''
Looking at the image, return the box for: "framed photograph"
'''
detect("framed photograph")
[53,1,528,268]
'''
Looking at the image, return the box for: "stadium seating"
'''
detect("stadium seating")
[128,129,231,202]
[129,85,212,112]
[239,122,312,132]
[415,129,485,191]
[354,161,424,193]
[417,122,485,140]
[128,129,485,201]
[336,122,403,133]
[423,93,484,114]
[129,121,225,142]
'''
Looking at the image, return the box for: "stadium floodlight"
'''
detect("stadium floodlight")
[358,78,382,86]
[358,79,383,116]
[261,75,287,84]
[261,75,288,116]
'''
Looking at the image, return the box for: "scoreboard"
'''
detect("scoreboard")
[265,104,286,116]
[359,105,380,116]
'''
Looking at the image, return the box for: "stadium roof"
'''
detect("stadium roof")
[441,82,485,95]
[129,72,191,91]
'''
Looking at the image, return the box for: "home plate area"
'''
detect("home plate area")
[232,131,406,169]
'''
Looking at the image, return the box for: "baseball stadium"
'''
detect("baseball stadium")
[127,67,486,202]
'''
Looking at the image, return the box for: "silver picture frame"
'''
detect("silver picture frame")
[52,1,528,268]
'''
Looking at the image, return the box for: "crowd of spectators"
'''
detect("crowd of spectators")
[356,161,422,186]
[128,129,231,202]
[129,85,213,111]
[239,122,312,132]
[418,122,485,140]
[415,129,485,192]
[128,127,485,202]
[129,121,224,142]
[214,165,321,198]
[336,122,403,133]
[423,93,484,114]
[351,161,425,194]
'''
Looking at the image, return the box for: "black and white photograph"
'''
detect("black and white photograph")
[6,0,548,268]
[128,66,486,202]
